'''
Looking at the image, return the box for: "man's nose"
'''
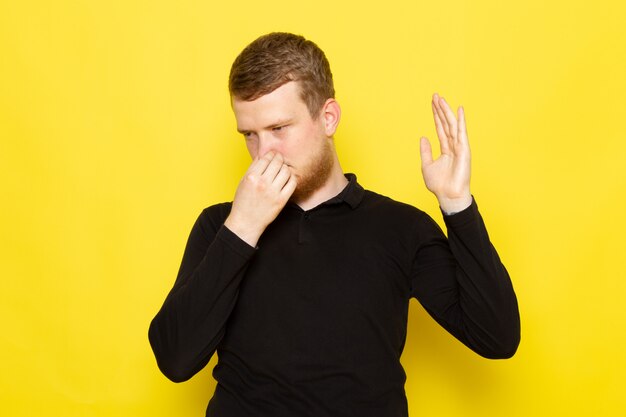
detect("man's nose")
[257,133,276,158]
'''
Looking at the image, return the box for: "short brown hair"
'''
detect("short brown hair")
[229,32,335,119]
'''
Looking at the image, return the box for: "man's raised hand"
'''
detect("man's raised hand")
[419,93,473,214]
[224,152,297,247]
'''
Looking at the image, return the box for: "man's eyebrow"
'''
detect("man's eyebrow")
[236,118,294,134]
[266,118,293,129]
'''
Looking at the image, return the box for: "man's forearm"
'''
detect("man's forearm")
[149,221,255,382]
[442,198,520,358]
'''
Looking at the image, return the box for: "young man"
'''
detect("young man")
[149,32,520,417]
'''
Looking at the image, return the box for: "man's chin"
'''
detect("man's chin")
[289,143,334,204]
[290,180,316,203]
[290,187,309,203]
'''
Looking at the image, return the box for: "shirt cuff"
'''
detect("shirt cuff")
[441,195,479,229]
[216,224,257,259]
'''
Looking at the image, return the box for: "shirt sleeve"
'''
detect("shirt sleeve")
[409,197,521,359]
[148,205,256,382]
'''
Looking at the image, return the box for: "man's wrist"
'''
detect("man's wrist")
[224,214,264,248]
[438,194,473,216]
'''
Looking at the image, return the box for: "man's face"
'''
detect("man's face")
[232,81,334,201]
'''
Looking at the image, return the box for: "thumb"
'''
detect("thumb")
[420,136,433,166]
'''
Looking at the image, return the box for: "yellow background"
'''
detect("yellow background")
[1,0,625,415]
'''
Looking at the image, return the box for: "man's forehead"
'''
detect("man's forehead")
[233,82,305,128]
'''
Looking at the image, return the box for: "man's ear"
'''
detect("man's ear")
[321,98,341,137]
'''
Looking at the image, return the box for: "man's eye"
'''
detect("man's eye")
[273,125,285,132]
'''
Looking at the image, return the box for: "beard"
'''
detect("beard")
[290,138,335,203]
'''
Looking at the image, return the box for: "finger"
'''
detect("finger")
[272,162,291,188]
[432,100,450,155]
[280,173,297,197]
[438,96,458,141]
[261,152,284,179]
[457,106,469,145]
[432,94,451,139]
[419,137,434,166]
[249,151,276,175]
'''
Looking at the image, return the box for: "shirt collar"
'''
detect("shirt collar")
[323,173,364,209]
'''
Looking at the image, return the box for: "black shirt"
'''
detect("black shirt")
[148,174,520,417]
